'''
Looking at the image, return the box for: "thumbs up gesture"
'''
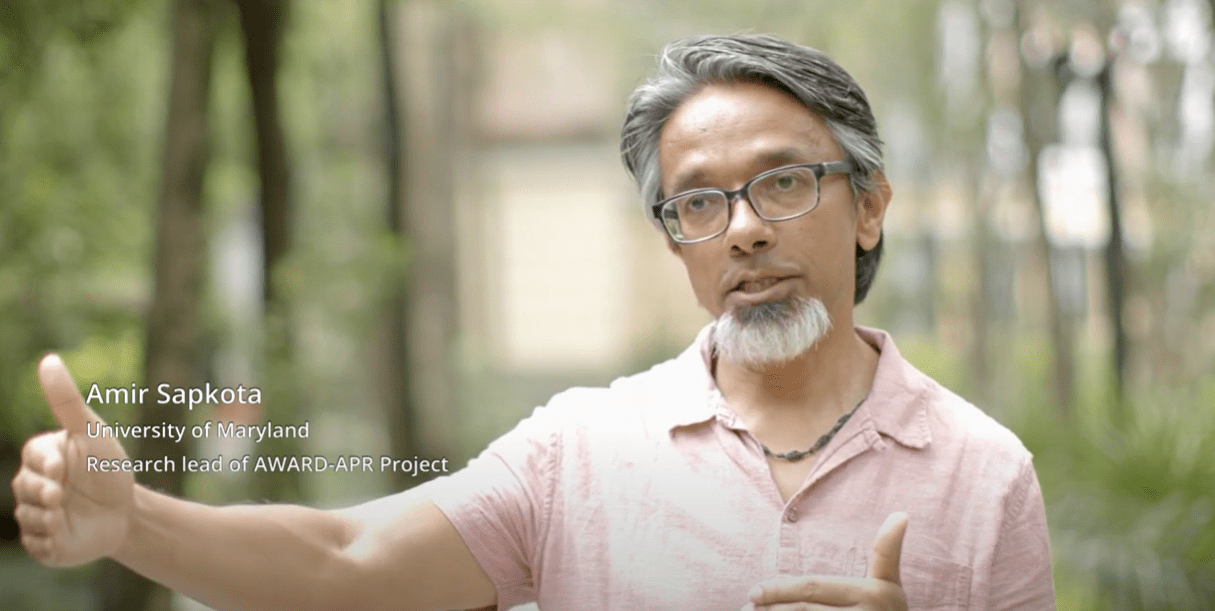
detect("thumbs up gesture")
[11,355,135,566]
[743,512,909,610]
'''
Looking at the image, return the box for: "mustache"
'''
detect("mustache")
[720,264,803,296]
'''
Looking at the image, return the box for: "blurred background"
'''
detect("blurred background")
[1,0,1212,609]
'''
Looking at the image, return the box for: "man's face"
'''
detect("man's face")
[657,80,886,330]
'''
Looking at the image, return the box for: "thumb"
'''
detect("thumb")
[37,354,104,434]
[868,511,908,584]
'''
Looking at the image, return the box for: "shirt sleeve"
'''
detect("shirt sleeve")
[428,402,563,609]
[987,456,1057,610]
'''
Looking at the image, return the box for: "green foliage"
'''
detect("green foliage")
[1014,374,1215,610]
[893,332,974,396]
[0,0,147,102]
[0,1,163,445]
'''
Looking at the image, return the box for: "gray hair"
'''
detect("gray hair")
[621,34,886,304]
[712,296,832,367]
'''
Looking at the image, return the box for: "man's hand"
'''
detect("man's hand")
[743,511,909,610]
[11,354,135,566]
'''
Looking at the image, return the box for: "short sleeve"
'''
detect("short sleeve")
[428,402,563,609]
[987,456,1057,610]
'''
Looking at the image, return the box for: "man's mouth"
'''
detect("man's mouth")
[735,277,787,293]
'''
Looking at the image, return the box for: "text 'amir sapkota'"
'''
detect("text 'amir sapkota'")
[86,383,262,410]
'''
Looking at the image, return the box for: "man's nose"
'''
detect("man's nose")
[724,195,776,255]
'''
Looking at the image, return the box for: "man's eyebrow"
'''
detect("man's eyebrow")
[755,146,814,167]
[667,169,707,197]
[666,146,816,196]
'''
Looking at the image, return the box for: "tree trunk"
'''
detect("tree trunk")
[234,0,304,501]
[377,0,424,491]
[970,163,993,404]
[95,0,218,609]
[1210,0,1215,37]
[1014,0,1075,417]
[1098,61,1129,418]
[969,15,993,406]
[386,1,466,483]
[236,0,291,304]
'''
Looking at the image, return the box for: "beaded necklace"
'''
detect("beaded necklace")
[760,398,865,461]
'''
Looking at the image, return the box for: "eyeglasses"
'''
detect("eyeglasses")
[651,160,854,244]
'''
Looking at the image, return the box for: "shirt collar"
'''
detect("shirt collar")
[657,323,724,430]
[660,324,932,449]
[853,326,932,449]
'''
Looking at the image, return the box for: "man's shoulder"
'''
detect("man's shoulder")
[608,351,700,398]
[899,359,1033,465]
[865,327,1032,465]
[537,350,700,425]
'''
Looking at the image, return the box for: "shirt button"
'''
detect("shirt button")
[784,508,798,523]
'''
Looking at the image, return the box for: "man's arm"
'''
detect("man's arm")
[112,489,494,611]
[13,354,496,611]
[987,457,1056,610]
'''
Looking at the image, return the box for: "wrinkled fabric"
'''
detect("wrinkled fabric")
[429,326,1056,610]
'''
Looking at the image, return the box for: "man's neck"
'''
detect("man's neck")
[714,322,879,425]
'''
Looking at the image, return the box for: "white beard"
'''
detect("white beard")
[711,297,832,367]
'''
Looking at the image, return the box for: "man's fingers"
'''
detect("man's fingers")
[868,511,909,584]
[14,503,64,537]
[12,468,63,508]
[746,514,909,610]
[748,603,835,611]
[38,353,103,434]
[22,533,55,561]
[21,432,67,481]
[748,575,866,606]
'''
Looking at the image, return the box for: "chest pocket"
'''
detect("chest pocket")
[900,552,972,610]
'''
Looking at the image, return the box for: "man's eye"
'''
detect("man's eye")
[774,173,802,190]
[677,195,714,215]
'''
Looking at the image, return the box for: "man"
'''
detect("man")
[12,34,1055,610]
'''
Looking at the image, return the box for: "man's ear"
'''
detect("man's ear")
[856,172,892,251]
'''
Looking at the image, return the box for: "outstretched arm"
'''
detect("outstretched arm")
[12,354,495,611]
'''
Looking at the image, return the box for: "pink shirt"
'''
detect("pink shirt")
[430,326,1055,610]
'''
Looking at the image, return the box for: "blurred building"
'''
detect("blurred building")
[461,27,709,375]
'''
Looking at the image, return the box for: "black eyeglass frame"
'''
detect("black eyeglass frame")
[650,160,855,244]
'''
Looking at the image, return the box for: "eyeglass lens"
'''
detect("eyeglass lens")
[661,166,821,242]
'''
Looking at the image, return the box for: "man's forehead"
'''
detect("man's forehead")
[656,84,841,191]
[658,82,833,145]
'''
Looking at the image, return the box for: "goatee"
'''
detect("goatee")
[711,297,832,367]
